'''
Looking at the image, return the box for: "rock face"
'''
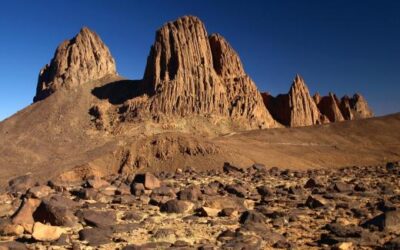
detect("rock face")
[34,27,117,102]
[139,15,277,129]
[262,75,326,127]
[340,94,373,119]
[316,92,373,122]
[316,93,345,122]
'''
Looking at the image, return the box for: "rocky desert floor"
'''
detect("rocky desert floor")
[1,162,400,250]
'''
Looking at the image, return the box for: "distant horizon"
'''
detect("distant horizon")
[1,0,399,121]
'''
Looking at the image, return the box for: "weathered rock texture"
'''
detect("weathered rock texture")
[137,16,277,129]
[316,93,345,122]
[342,94,373,119]
[34,27,117,102]
[262,75,326,127]
[316,93,373,122]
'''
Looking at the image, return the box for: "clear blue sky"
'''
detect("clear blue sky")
[0,0,399,121]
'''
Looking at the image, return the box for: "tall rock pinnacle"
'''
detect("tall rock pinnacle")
[34,27,117,102]
[262,75,325,127]
[141,16,277,128]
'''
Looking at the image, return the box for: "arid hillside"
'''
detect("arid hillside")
[0,16,398,189]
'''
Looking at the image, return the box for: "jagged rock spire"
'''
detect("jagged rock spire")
[34,27,117,102]
[262,74,325,127]
[140,15,277,129]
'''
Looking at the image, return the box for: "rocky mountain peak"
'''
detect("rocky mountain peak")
[288,74,324,126]
[138,15,277,129]
[350,93,373,118]
[262,75,324,127]
[33,26,117,102]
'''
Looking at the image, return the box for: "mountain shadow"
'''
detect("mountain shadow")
[91,79,153,105]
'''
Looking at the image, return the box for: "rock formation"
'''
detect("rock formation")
[34,27,117,102]
[348,94,374,119]
[136,16,277,129]
[262,75,326,127]
[316,93,345,122]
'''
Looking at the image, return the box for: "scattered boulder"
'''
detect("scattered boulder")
[32,222,63,241]
[161,199,194,214]
[33,195,80,227]
[77,210,116,228]
[305,195,326,209]
[362,210,400,232]
[198,207,220,217]
[133,172,161,190]
[78,227,113,246]
[240,210,266,224]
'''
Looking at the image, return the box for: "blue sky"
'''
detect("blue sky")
[0,0,399,121]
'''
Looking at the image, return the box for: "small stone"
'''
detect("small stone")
[305,195,326,209]
[198,207,220,217]
[178,185,202,201]
[220,208,238,217]
[32,222,63,241]
[334,242,354,250]
[334,182,353,193]
[240,210,266,224]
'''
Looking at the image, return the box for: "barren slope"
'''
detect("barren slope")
[1,72,399,189]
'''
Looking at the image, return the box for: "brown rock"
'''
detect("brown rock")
[32,195,80,227]
[34,27,117,102]
[316,93,345,122]
[133,172,161,190]
[161,199,194,213]
[198,207,220,217]
[262,74,324,127]
[32,222,63,241]
[11,198,41,228]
